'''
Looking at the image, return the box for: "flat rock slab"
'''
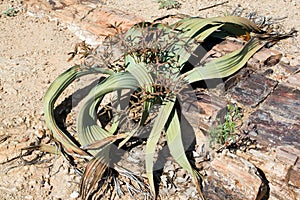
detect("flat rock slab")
[25,0,141,44]
[204,153,264,200]
[248,109,300,148]
[230,74,278,108]
[195,92,227,133]
[287,72,300,88]
[262,84,300,121]
[247,84,300,148]
[238,148,300,200]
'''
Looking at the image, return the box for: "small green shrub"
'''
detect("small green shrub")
[209,104,241,147]
[2,7,18,17]
[157,0,181,10]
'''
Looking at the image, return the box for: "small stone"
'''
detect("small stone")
[35,128,45,138]
[127,155,139,163]
[280,57,290,65]
[248,130,258,137]
[177,177,187,183]
[185,187,197,197]
[193,150,200,158]
[29,180,37,187]
[168,170,175,178]
[164,163,175,172]
[24,195,33,200]
[161,175,168,187]
[176,169,187,178]
[195,144,204,154]
[70,191,80,199]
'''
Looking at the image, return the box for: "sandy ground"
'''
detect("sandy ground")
[0,0,299,199]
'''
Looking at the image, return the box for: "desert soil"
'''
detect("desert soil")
[0,0,299,200]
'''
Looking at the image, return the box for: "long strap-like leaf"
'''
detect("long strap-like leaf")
[165,109,204,199]
[145,99,175,197]
[181,37,263,83]
[43,65,113,157]
[77,72,139,156]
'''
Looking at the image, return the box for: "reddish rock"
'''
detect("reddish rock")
[262,84,300,121]
[230,74,278,108]
[212,39,244,54]
[275,146,299,166]
[237,149,300,200]
[287,72,300,88]
[289,167,300,188]
[25,0,141,43]
[203,153,264,200]
[252,47,282,66]
[195,92,227,133]
[248,109,300,148]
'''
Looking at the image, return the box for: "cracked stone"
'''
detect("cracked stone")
[248,109,300,148]
[275,146,300,166]
[204,153,263,200]
[230,74,278,108]
[289,168,300,188]
[252,47,282,66]
[261,84,300,121]
[287,72,300,88]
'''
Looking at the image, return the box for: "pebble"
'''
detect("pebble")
[177,177,187,183]
[70,191,80,199]
[248,131,258,137]
[192,150,200,158]
[127,155,139,163]
[164,162,175,172]
[176,168,187,178]
[280,57,290,65]
[35,128,45,138]
[168,170,175,178]
[29,180,37,188]
[161,175,168,187]
[24,195,33,200]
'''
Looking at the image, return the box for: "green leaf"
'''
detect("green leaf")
[125,55,154,125]
[165,109,204,199]
[181,37,263,83]
[43,65,112,157]
[175,17,221,39]
[165,109,193,173]
[77,72,139,156]
[145,99,175,196]
[174,16,260,36]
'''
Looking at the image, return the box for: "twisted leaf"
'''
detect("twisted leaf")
[77,72,139,156]
[182,37,263,83]
[43,65,112,157]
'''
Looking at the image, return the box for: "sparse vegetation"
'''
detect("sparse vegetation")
[157,0,181,10]
[2,7,19,17]
[209,104,242,147]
